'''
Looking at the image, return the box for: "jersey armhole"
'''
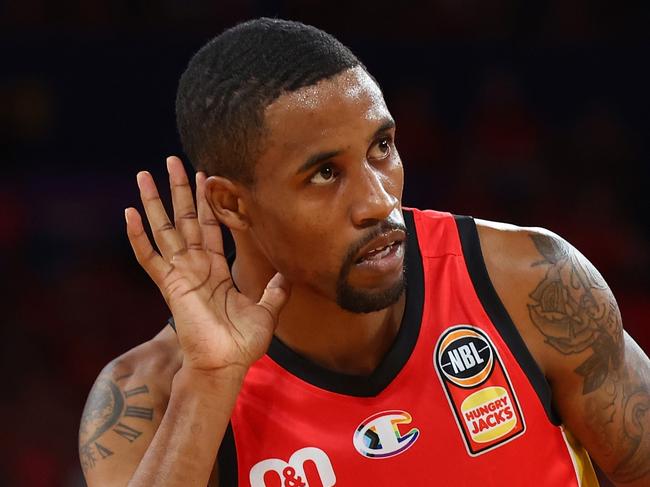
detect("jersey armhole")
[454,215,561,426]
[218,423,238,486]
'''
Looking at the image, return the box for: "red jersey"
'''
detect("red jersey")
[210,208,599,486]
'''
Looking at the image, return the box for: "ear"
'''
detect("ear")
[204,176,250,231]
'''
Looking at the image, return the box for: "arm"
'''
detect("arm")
[127,366,242,487]
[80,157,291,487]
[79,334,225,487]
[525,231,650,485]
[79,361,162,485]
[478,222,650,486]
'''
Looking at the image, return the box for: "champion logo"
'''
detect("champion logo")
[437,327,494,388]
[353,410,420,459]
[249,447,336,487]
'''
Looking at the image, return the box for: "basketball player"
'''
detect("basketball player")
[78,18,650,487]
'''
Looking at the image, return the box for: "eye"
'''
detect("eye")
[309,163,338,185]
[368,137,391,160]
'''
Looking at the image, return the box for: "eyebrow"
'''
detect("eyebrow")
[295,117,396,175]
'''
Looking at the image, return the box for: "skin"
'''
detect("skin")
[225,68,406,373]
[79,66,650,487]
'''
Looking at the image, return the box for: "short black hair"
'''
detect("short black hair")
[175,18,364,185]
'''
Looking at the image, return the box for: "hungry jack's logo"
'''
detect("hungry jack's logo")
[435,325,525,456]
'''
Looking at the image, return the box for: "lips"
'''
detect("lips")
[355,230,406,264]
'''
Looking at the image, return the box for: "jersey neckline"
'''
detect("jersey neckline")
[265,209,425,397]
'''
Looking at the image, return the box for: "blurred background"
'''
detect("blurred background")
[1,1,648,486]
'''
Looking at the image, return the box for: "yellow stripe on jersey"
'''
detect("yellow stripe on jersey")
[561,426,600,487]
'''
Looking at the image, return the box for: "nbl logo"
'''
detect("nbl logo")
[434,325,526,456]
[437,327,493,388]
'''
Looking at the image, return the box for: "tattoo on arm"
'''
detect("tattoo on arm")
[527,233,650,483]
[78,372,154,473]
[614,384,650,481]
[527,234,621,394]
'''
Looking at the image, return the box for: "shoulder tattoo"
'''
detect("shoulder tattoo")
[78,371,154,473]
[527,233,622,394]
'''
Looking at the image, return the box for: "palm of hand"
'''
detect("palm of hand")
[125,157,290,373]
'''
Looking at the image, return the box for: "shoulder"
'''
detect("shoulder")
[79,326,182,481]
[474,219,650,486]
[97,325,183,401]
[474,218,566,277]
[472,219,567,314]
[473,219,613,378]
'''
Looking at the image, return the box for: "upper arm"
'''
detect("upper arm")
[79,328,222,487]
[478,222,650,486]
[80,328,227,487]
[79,356,166,486]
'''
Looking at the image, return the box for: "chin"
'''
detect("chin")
[336,274,405,314]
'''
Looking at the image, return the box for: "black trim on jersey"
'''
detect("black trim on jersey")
[266,209,425,397]
[454,215,561,425]
[218,423,238,486]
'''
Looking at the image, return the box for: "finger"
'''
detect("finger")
[125,207,172,284]
[167,156,202,250]
[137,170,185,260]
[256,273,292,325]
[196,172,225,256]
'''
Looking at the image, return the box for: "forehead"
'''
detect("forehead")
[259,67,389,169]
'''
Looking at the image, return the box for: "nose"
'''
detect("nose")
[350,163,399,228]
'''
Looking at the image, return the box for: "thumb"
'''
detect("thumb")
[256,273,292,323]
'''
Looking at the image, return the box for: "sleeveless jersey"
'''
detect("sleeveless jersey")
[208,208,599,486]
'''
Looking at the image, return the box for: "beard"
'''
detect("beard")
[335,219,407,314]
[336,273,406,313]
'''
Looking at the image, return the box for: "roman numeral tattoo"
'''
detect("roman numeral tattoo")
[124,406,154,420]
[113,422,142,442]
[79,374,154,473]
[124,385,149,397]
[95,442,113,459]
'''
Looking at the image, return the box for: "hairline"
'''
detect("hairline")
[244,65,379,189]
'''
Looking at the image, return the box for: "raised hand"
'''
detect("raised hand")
[125,156,290,374]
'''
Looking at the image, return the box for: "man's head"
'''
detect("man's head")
[176,17,363,186]
[176,19,406,313]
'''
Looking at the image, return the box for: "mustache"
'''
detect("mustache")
[340,218,407,273]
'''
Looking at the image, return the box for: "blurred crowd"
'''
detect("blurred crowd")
[1,1,648,486]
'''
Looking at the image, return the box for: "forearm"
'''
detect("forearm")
[127,366,245,487]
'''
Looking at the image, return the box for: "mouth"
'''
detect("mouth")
[354,230,406,267]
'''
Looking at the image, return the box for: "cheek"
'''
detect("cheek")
[256,212,343,282]
[385,156,404,200]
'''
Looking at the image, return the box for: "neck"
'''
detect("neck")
[276,287,406,376]
[231,237,406,376]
